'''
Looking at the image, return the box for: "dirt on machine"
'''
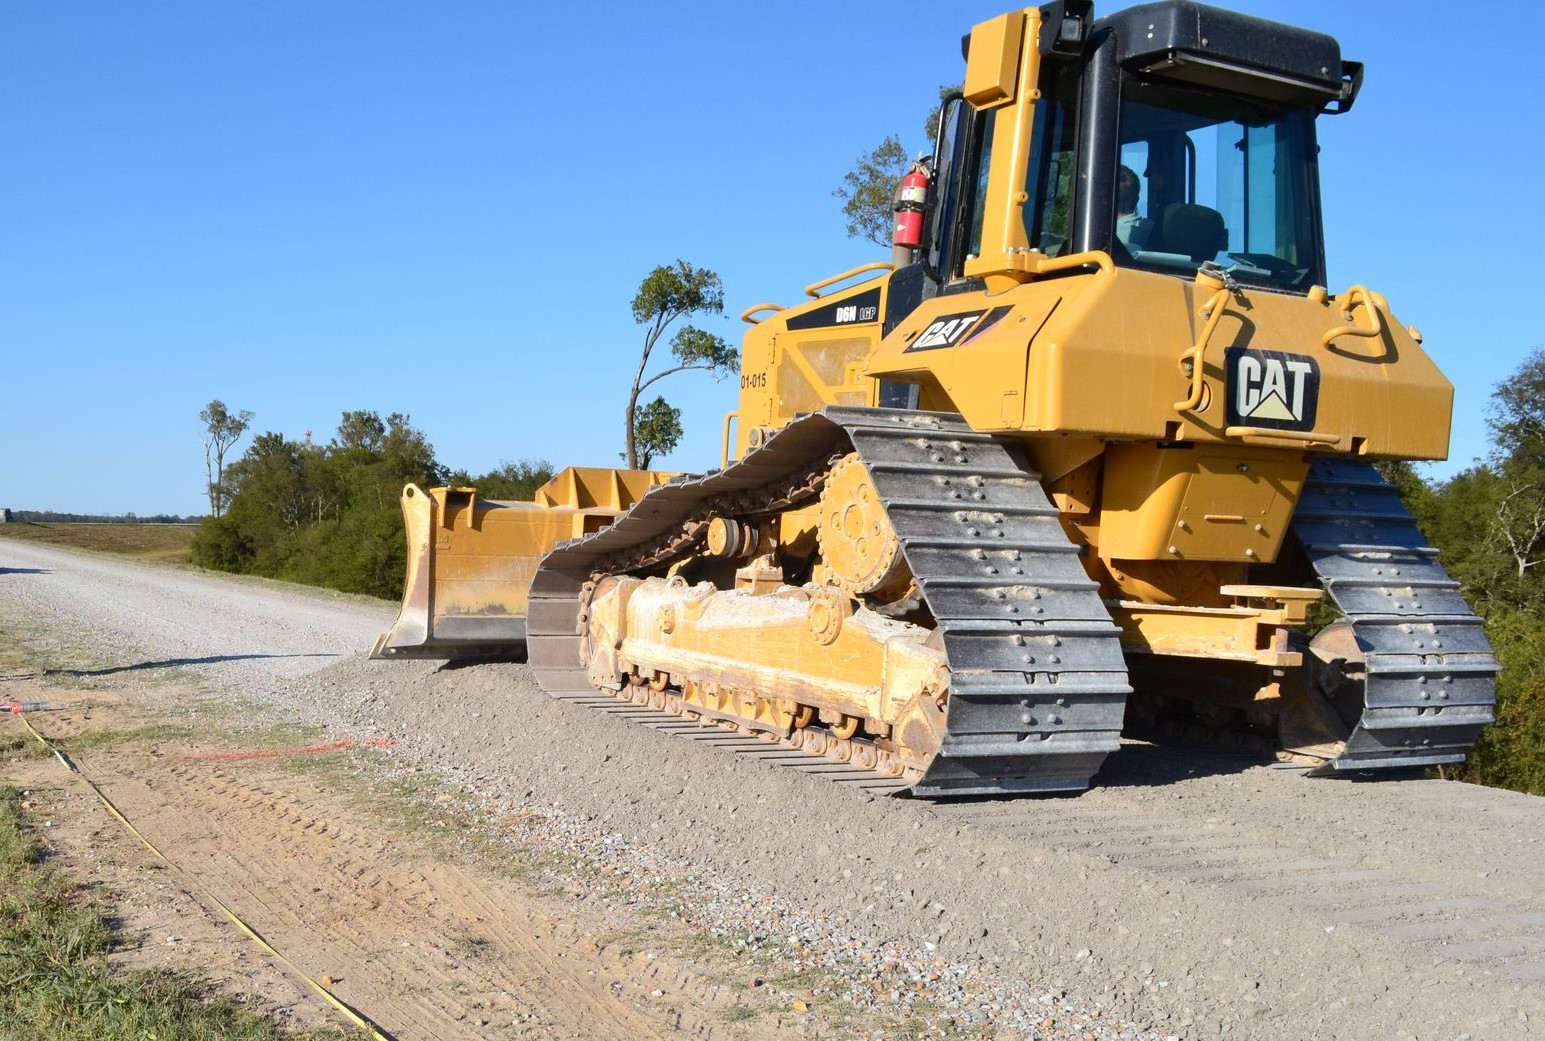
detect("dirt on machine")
[372,0,1497,797]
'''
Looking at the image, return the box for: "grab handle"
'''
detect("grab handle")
[739,303,785,324]
[1226,426,1342,447]
[1173,287,1231,413]
[1321,285,1383,348]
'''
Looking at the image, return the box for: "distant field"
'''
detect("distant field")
[0,522,198,563]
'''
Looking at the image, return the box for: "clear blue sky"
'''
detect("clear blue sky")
[3,1,1539,517]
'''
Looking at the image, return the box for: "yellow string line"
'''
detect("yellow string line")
[10,709,393,1041]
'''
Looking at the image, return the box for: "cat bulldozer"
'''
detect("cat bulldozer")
[372,0,1497,796]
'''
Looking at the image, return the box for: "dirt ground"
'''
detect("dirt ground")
[2,673,842,1041]
[6,536,1545,1041]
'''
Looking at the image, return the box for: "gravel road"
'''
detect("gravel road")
[4,537,1543,1041]
[0,538,389,688]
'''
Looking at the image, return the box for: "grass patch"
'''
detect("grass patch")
[768,965,824,990]
[0,603,192,688]
[0,522,197,564]
[0,733,50,762]
[266,748,553,887]
[0,785,360,1041]
[60,723,193,753]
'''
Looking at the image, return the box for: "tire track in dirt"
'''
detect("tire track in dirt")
[74,747,770,1041]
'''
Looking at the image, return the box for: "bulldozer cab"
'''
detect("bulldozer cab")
[921,1,1359,299]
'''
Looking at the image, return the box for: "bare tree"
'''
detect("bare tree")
[1495,479,1545,579]
[200,399,253,517]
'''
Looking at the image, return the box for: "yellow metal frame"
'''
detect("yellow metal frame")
[961,8,1045,293]
[721,410,739,467]
[1110,584,1322,667]
[371,467,675,659]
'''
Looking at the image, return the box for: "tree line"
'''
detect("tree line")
[190,260,734,599]
[190,409,555,599]
[4,511,200,524]
[1388,348,1545,795]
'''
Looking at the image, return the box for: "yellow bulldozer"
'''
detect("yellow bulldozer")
[372,0,1497,797]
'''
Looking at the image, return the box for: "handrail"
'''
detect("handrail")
[803,262,894,299]
[1027,249,1115,276]
[721,410,739,468]
[1321,285,1383,348]
[739,302,785,324]
[1225,426,1342,447]
[1173,287,1232,413]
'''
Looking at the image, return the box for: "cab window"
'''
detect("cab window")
[1114,76,1324,292]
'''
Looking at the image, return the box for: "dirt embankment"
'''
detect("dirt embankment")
[2,538,1542,1041]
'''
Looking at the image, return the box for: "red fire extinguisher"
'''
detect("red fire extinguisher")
[893,162,930,251]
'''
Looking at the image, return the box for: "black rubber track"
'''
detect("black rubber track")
[1291,459,1497,772]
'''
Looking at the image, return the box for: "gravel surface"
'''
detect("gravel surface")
[5,537,1543,1041]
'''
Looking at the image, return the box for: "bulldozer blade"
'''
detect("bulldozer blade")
[371,470,677,662]
[369,483,534,661]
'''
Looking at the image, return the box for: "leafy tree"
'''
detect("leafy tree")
[1391,347,1545,794]
[1489,347,1545,465]
[624,261,738,470]
[1459,606,1545,794]
[191,410,447,599]
[834,135,909,247]
[335,409,388,452]
[633,397,682,470]
[1476,348,1545,597]
[1420,465,1510,607]
[834,86,956,248]
[445,459,557,501]
[199,400,254,517]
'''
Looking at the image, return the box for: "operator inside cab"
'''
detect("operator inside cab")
[1110,75,1322,291]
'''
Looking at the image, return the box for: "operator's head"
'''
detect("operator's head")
[1117,165,1141,216]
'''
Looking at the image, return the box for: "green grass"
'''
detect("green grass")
[324,758,550,885]
[767,964,824,989]
[1,734,49,761]
[0,785,362,1041]
[0,522,197,564]
[59,723,193,753]
[0,604,191,688]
